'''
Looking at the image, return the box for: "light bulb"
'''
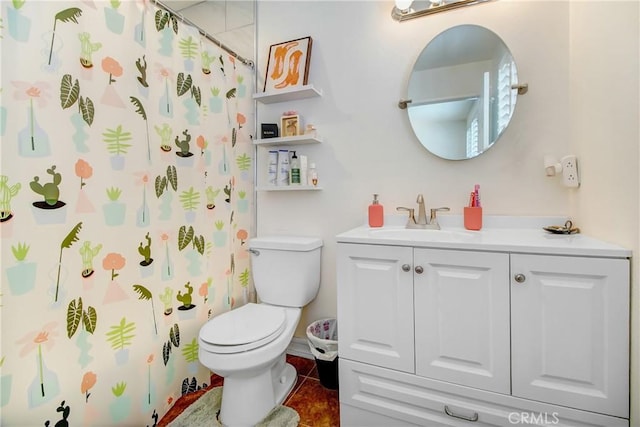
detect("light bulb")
[395,0,413,12]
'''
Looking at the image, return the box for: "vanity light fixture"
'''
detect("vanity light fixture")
[392,0,493,22]
[394,0,414,15]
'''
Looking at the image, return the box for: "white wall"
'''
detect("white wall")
[568,2,639,424]
[256,0,572,332]
[256,0,639,423]
[163,0,255,61]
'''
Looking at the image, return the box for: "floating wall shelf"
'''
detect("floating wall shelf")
[253,84,322,104]
[253,135,322,147]
[256,185,322,192]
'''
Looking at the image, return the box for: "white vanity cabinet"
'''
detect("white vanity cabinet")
[337,244,415,373]
[414,248,511,395]
[510,254,629,418]
[336,224,630,427]
[338,244,511,392]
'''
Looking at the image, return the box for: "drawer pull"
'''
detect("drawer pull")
[414,265,424,274]
[514,273,526,283]
[444,405,479,422]
[402,264,411,272]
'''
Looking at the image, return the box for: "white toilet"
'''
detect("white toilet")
[198,235,322,426]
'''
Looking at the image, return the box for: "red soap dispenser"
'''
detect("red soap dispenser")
[368,194,384,227]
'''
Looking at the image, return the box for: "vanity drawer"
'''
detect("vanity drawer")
[340,359,628,427]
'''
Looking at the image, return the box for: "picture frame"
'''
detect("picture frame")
[263,36,313,92]
[281,115,300,137]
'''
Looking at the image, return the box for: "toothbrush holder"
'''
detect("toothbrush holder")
[464,207,482,231]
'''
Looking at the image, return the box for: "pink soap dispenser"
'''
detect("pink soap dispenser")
[368,194,384,227]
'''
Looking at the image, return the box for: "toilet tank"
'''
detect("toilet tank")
[248,236,322,307]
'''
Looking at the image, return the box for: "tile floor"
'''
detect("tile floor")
[283,354,340,427]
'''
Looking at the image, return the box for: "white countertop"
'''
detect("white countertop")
[336,215,631,258]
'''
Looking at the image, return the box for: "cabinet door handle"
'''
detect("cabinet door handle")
[514,273,526,283]
[402,264,411,272]
[414,266,424,274]
[444,405,479,422]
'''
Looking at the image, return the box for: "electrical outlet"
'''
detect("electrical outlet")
[561,155,580,188]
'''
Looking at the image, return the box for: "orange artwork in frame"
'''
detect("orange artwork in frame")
[263,36,312,92]
[281,115,300,137]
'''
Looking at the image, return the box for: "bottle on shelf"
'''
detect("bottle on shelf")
[300,155,308,185]
[276,149,290,186]
[268,150,278,186]
[308,163,318,187]
[290,151,301,185]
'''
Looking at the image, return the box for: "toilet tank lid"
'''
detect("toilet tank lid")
[248,236,323,251]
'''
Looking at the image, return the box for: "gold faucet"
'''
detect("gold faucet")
[428,207,451,229]
[397,194,450,229]
[416,194,427,225]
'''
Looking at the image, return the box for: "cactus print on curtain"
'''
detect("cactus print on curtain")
[0,1,254,425]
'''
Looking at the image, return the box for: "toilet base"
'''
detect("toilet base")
[219,354,296,426]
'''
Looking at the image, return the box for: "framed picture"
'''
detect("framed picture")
[261,123,279,139]
[281,115,300,137]
[263,36,313,92]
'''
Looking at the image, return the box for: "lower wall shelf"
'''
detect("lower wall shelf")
[256,185,322,191]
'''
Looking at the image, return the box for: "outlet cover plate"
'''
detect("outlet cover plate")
[561,155,580,187]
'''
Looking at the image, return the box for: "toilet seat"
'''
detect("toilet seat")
[199,303,287,354]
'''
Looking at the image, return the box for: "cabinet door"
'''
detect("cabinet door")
[337,243,414,372]
[511,254,629,418]
[414,249,510,394]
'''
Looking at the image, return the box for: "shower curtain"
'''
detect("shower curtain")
[0,1,254,425]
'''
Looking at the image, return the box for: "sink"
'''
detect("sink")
[368,227,476,242]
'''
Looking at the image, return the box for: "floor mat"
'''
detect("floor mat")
[167,386,300,427]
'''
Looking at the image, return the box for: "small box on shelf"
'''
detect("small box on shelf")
[261,123,279,139]
[281,114,300,137]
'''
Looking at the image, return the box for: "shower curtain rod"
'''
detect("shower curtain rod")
[151,0,255,68]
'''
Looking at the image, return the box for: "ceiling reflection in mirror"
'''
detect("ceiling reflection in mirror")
[406,25,520,160]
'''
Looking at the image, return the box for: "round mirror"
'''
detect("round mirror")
[406,25,521,160]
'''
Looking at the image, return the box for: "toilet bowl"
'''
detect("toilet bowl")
[198,236,322,426]
[199,303,301,426]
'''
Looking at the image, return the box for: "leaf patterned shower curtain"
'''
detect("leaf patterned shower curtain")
[1,1,254,425]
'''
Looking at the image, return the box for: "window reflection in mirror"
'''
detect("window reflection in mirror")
[407,25,519,160]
